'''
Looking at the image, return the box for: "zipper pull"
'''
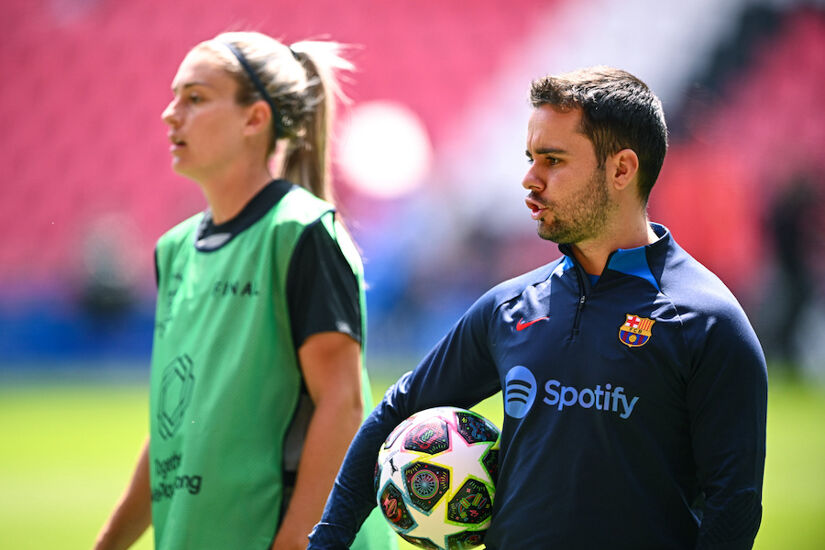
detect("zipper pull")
[572,294,587,338]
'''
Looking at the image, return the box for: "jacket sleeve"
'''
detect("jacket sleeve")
[685,301,768,550]
[307,291,501,549]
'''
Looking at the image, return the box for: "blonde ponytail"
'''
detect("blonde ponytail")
[284,42,353,203]
[206,32,353,203]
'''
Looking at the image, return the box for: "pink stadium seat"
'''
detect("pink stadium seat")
[2,0,821,294]
[1,0,546,285]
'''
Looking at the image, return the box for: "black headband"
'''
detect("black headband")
[221,41,284,138]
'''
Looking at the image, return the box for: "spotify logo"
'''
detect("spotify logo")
[504,366,537,419]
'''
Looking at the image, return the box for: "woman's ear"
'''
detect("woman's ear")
[244,100,272,137]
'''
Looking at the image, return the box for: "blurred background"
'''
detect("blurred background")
[1,0,824,548]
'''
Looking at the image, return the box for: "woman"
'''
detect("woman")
[93,31,395,550]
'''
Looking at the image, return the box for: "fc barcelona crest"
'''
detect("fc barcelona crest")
[619,314,655,348]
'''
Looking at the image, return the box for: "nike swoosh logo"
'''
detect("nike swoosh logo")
[516,316,549,331]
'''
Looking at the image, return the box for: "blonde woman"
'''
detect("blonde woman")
[94,32,395,550]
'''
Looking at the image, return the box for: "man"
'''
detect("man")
[308,67,767,549]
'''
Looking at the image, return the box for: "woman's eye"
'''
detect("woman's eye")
[188,94,202,103]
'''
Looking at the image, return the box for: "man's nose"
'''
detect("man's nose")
[522,166,543,191]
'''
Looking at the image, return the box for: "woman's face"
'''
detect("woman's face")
[161,47,251,182]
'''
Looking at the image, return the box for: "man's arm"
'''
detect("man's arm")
[308,293,502,549]
[686,306,768,549]
[93,437,152,550]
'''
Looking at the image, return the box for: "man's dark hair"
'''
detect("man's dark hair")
[530,66,668,204]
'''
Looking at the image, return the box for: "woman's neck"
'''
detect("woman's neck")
[199,164,274,225]
[198,143,288,225]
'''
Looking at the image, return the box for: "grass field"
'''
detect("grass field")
[0,369,823,549]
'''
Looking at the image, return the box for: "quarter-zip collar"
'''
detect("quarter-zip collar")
[558,223,670,293]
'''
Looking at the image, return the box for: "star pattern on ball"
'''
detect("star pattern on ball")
[375,407,500,550]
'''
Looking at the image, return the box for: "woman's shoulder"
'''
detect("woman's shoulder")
[156,211,205,249]
[273,184,335,225]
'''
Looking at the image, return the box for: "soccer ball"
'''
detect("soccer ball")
[374,406,500,550]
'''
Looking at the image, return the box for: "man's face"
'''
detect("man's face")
[522,105,615,244]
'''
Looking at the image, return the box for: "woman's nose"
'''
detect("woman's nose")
[161,100,179,127]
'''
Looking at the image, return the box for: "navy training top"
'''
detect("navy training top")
[309,223,767,550]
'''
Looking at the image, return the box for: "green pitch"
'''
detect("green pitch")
[0,368,822,549]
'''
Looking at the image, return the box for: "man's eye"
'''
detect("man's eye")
[188,94,202,103]
[547,157,560,166]
[526,157,534,165]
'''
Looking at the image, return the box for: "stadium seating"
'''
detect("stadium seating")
[1,0,822,359]
[0,0,544,287]
[652,8,825,298]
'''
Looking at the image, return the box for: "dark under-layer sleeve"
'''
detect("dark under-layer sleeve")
[286,217,362,349]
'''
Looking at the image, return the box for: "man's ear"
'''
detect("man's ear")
[609,148,640,191]
[244,100,272,137]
